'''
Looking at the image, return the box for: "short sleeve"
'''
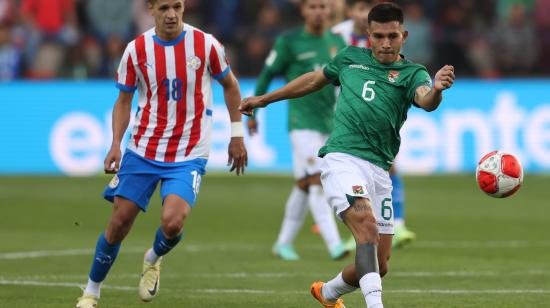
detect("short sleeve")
[208,35,230,80]
[407,67,432,103]
[115,44,138,93]
[263,36,290,75]
[323,46,349,86]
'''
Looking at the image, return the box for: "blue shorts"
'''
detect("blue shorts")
[103,149,207,212]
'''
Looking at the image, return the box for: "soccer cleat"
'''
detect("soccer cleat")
[329,243,349,260]
[392,225,416,248]
[139,256,162,302]
[310,281,346,308]
[343,235,356,252]
[75,293,98,308]
[272,243,300,261]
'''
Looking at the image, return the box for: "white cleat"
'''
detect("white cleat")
[75,293,98,308]
[139,256,162,302]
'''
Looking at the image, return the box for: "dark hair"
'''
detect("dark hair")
[346,0,373,7]
[368,2,403,24]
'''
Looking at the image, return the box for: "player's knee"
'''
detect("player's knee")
[161,216,185,238]
[350,211,378,243]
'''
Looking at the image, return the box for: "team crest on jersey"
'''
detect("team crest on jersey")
[109,175,119,189]
[388,70,400,83]
[352,185,364,195]
[187,56,202,70]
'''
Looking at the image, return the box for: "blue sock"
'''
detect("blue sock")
[391,174,405,221]
[89,234,121,283]
[153,227,183,257]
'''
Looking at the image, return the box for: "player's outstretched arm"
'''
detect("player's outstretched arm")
[415,65,455,112]
[104,90,134,174]
[239,70,330,116]
[218,71,248,176]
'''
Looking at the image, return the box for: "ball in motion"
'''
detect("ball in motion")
[476,151,523,198]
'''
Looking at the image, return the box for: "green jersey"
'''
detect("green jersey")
[255,27,346,133]
[320,47,432,170]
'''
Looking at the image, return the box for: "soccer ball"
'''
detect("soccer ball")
[476,151,523,198]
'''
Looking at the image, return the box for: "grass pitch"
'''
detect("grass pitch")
[0,174,549,307]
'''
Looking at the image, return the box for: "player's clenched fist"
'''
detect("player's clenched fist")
[434,65,455,91]
[104,146,121,174]
[239,96,268,116]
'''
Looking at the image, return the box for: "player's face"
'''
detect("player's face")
[349,2,371,31]
[301,0,330,29]
[368,21,408,64]
[149,0,184,39]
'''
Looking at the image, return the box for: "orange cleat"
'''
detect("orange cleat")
[310,281,346,308]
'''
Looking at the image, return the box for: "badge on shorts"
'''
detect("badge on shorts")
[109,175,119,189]
[352,185,364,195]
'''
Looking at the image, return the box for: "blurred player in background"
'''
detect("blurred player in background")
[247,0,348,261]
[334,0,416,249]
[241,3,454,307]
[75,0,247,307]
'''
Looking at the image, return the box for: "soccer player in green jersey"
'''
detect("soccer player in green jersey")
[241,3,454,307]
[334,0,417,249]
[248,0,349,261]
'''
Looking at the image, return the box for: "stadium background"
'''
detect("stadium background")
[1,0,550,307]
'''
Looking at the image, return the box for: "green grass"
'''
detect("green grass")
[0,174,549,307]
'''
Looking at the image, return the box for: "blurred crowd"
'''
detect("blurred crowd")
[0,0,549,81]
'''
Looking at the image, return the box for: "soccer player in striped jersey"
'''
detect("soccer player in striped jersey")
[247,0,349,261]
[332,0,372,48]
[334,0,417,249]
[75,1,247,307]
[241,3,454,307]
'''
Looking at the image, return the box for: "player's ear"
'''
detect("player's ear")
[147,0,154,15]
[402,30,409,41]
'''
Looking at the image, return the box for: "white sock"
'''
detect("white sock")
[308,185,341,251]
[84,278,101,298]
[359,272,383,308]
[144,248,160,264]
[276,186,308,245]
[321,272,357,302]
[394,218,405,228]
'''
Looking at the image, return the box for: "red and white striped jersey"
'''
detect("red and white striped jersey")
[332,20,370,48]
[116,24,230,163]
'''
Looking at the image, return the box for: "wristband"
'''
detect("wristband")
[231,122,244,137]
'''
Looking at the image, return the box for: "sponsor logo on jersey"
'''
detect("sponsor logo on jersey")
[297,51,317,61]
[109,175,119,188]
[187,56,202,70]
[349,64,370,71]
[352,185,364,195]
[388,70,400,83]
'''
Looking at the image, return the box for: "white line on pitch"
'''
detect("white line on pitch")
[2,240,550,260]
[1,279,550,295]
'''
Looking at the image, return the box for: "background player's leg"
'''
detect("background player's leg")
[273,185,308,260]
[390,166,416,248]
[307,175,346,259]
[84,197,141,298]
